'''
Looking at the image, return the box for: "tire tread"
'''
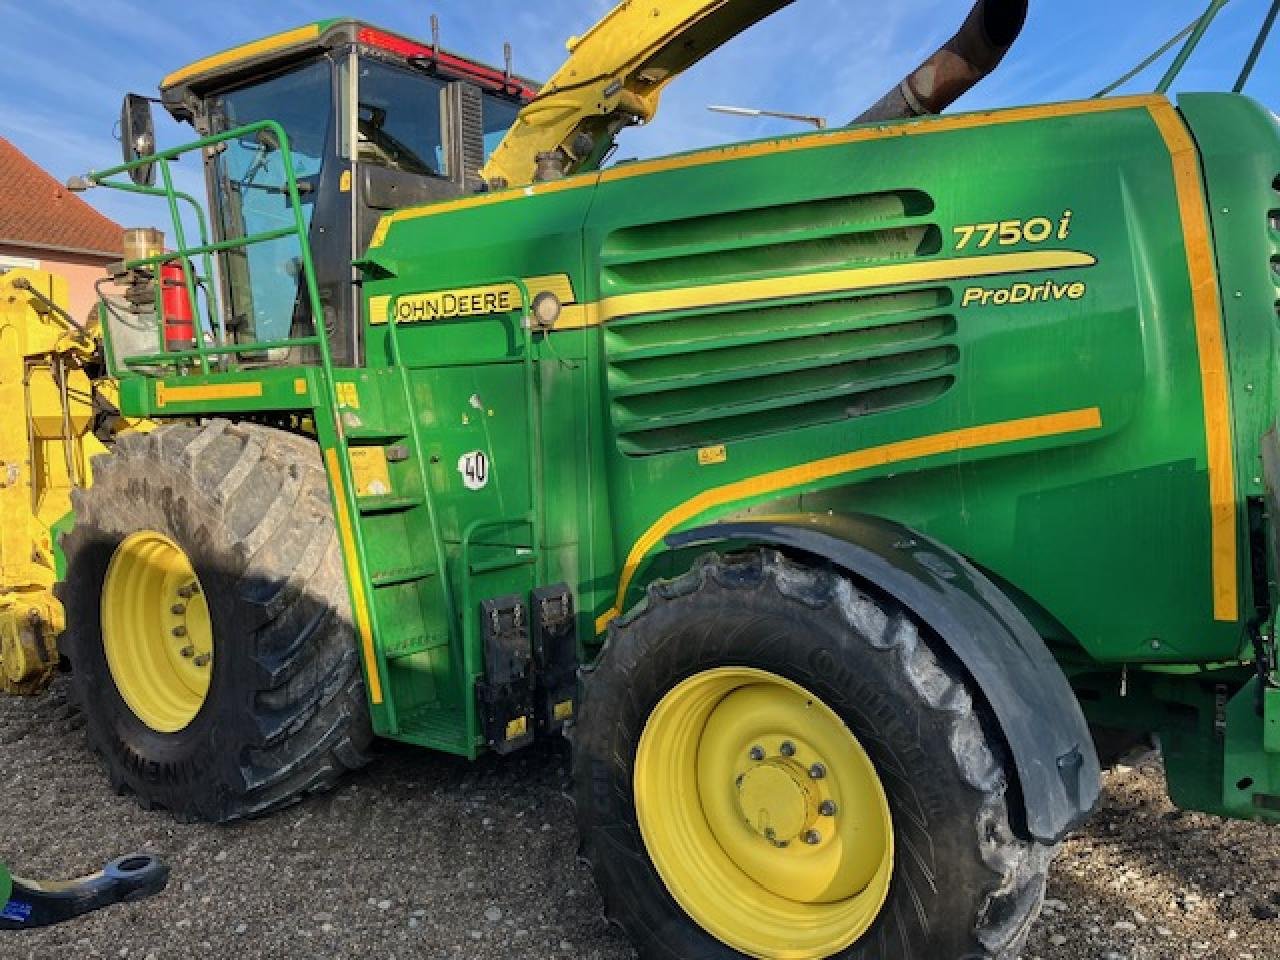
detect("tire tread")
[577,549,1053,960]
[57,421,372,823]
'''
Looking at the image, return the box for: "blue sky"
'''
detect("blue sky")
[2,0,1277,228]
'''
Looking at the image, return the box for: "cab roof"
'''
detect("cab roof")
[160,19,539,104]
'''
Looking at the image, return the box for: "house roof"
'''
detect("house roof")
[0,136,123,259]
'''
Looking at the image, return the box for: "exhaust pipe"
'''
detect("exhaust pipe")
[853,0,1029,124]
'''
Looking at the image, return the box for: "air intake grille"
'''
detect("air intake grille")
[602,190,955,456]
[606,288,957,456]
[601,190,939,295]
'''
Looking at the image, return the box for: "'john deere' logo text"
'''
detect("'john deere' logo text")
[395,284,521,323]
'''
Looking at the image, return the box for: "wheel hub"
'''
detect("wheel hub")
[736,759,815,845]
[101,531,213,733]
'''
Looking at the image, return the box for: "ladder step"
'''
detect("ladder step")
[370,563,438,588]
[383,635,437,660]
[394,703,476,756]
[357,494,424,515]
[468,552,536,576]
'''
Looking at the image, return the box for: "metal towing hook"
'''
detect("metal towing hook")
[0,853,170,930]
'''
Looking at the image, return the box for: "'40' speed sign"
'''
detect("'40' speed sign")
[458,450,490,490]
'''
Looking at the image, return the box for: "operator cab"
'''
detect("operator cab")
[156,20,538,366]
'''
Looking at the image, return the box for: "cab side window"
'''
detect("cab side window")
[358,60,447,177]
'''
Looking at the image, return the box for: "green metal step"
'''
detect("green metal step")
[382,633,436,660]
[369,563,438,588]
[394,702,476,756]
[340,421,410,442]
[357,494,425,515]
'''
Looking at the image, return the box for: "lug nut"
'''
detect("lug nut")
[780,741,796,757]
[735,774,745,787]
[193,653,211,667]
[804,829,822,846]
[809,763,827,780]
[171,603,186,615]
[749,745,765,762]
[177,582,200,599]
[172,626,187,638]
[763,827,777,841]
[180,646,195,658]
[819,800,838,817]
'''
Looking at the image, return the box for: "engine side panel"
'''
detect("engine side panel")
[579,96,1241,664]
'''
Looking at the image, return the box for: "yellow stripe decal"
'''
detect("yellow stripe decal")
[515,251,1093,333]
[162,25,322,88]
[597,250,1096,323]
[1148,102,1238,621]
[596,407,1104,634]
[325,449,384,705]
[154,381,263,408]
[597,95,1164,186]
[378,95,1165,235]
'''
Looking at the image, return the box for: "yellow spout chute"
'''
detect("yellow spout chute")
[480,0,795,189]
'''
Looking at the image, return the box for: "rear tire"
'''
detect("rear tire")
[57,420,372,822]
[575,550,1055,959]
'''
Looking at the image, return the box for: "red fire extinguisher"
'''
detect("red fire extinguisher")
[160,261,195,351]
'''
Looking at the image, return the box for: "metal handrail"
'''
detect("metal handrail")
[384,276,546,588]
[86,120,390,736]
[122,336,323,368]
[88,119,327,378]
[86,179,218,345]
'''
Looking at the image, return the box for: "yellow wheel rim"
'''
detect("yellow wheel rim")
[635,668,894,959]
[101,531,213,733]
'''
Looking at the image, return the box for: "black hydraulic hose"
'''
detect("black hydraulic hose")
[1235,0,1280,92]
[1094,18,1200,98]
[95,275,154,332]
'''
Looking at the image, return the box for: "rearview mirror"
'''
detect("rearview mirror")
[120,94,156,187]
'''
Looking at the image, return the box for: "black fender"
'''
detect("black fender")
[667,513,1100,844]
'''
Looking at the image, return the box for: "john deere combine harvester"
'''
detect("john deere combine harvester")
[35,0,1280,955]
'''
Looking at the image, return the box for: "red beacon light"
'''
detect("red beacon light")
[355,26,538,102]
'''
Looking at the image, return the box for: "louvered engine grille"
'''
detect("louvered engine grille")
[602,190,957,456]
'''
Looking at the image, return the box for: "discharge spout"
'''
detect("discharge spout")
[853,0,1029,124]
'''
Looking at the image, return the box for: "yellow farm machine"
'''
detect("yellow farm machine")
[0,268,134,694]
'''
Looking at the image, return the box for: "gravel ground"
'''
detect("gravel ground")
[2,679,1277,959]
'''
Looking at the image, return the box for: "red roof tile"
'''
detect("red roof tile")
[0,136,123,258]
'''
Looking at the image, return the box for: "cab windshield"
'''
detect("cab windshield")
[208,59,332,347]
[201,52,525,365]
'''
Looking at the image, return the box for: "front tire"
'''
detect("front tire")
[575,550,1054,959]
[57,420,372,822]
